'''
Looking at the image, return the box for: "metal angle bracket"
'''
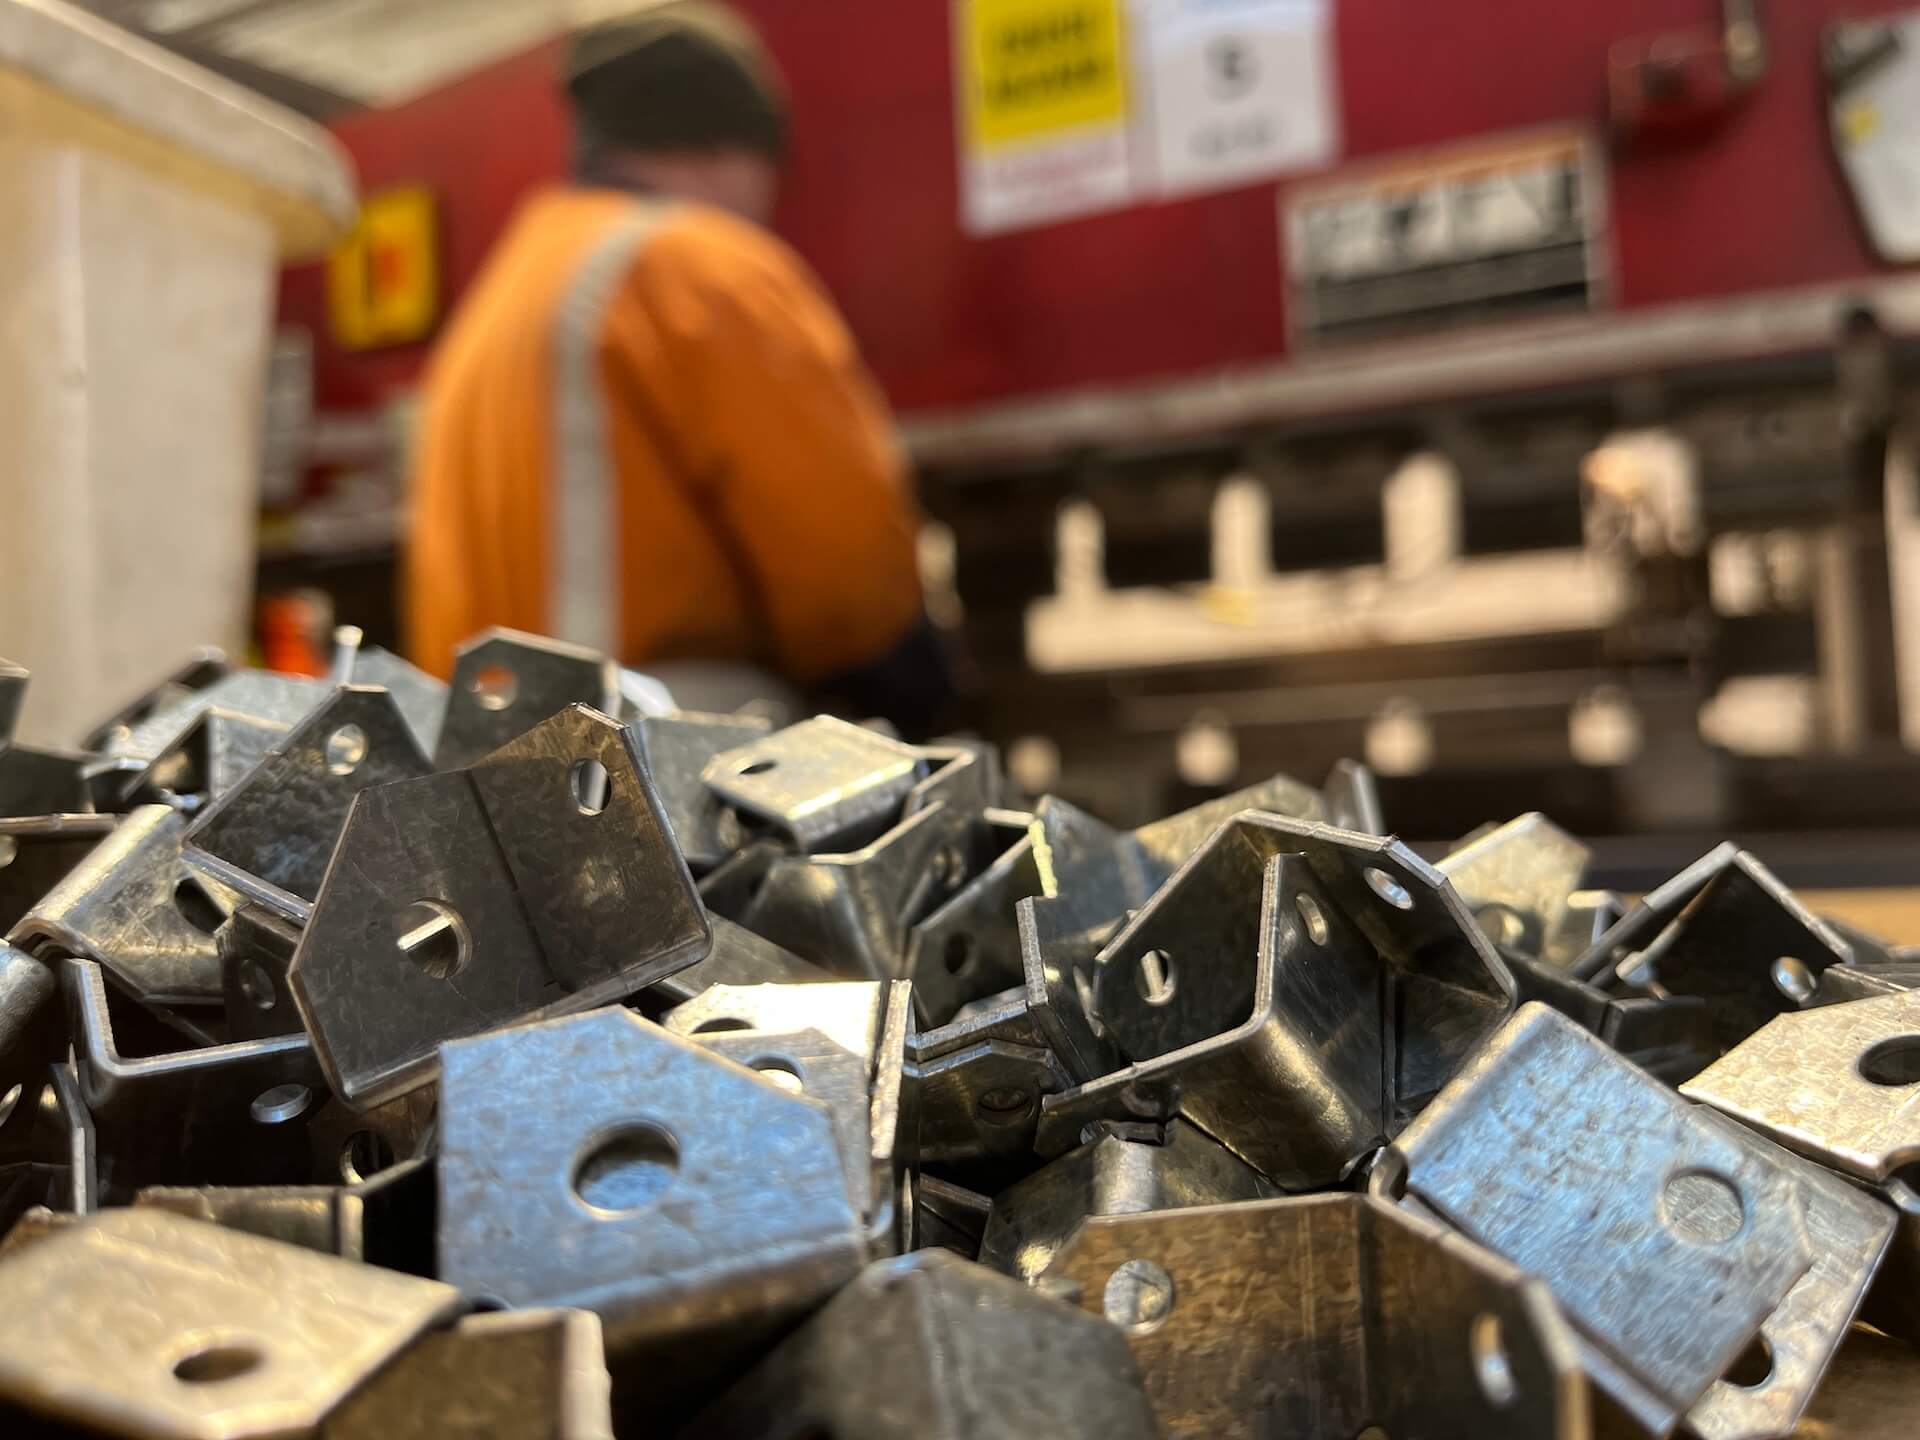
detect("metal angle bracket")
[186,685,432,908]
[1437,812,1594,961]
[437,1006,864,1411]
[1038,1192,1589,1440]
[631,711,774,873]
[319,1308,614,1440]
[1570,843,1854,1051]
[0,1207,460,1439]
[433,628,621,771]
[978,1117,1274,1282]
[703,714,928,853]
[9,805,235,1005]
[290,704,710,1106]
[685,1248,1162,1440]
[1681,988,1920,1185]
[1048,812,1514,1187]
[1372,1002,1822,1435]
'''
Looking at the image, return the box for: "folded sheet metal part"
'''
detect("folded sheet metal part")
[0,634,1916,1438]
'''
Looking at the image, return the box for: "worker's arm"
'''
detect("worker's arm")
[613,209,936,693]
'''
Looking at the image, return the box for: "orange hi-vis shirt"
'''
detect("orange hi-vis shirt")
[406,187,924,684]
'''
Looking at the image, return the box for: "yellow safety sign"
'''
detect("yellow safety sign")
[963,0,1128,148]
[327,186,440,352]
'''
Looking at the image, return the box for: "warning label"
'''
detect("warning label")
[965,0,1128,145]
[958,0,1134,232]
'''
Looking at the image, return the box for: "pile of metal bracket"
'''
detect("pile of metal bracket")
[2,628,1918,1439]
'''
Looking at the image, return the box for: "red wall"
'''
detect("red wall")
[281,1,1909,420]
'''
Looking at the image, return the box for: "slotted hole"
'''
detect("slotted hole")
[734,757,777,777]
[394,900,469,981]
[340,1130,397,1184]
[174,876,225,935]
[692,1016,754,1034]
[249,1083,312,1126]
[1471,1312,1518,1408]
[570,757,610,816]
[1859,1036,1920,1087]
[173,1344,263,1384]
[1136,950,1176,1006]
[1295,892,1329,946]
[1364,867,1414,910]
[0,1083,23,1128]
[469,663,518,712]
[574,1125,679,1215]
[324,723,368,777]
[236,956,277,1012]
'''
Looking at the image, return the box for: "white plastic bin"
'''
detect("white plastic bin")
[0,0,355,745]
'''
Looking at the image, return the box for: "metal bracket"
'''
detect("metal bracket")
[1373,1003,1825,1434]
[1682,989,1920,1185]
[1045,812,1513,1186]
[436,1006,864,1410]
[979,1117,1273,1282]
[687,1248,1162,1440]
[1571,844,1854,1051]
[704,714,928,853]
[1039,1192,1586,1440]
[186,685,431,908]
[0,1206,461,1439]
[433,628,620,770]
[1437,812,1595,960]
[290,704,709,1106]
[631,711,773,873]
[10,806,235,1004]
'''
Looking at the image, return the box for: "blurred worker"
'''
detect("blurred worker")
[408,3,948,732]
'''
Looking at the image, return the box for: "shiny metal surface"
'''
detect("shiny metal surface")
[1376,1003,1823,1433]
[0,1207,460,1439]
[704,714,926,853]
[290,704,709,1105]
[1040,1193,1588,1440]
[688,1249,1161,1440]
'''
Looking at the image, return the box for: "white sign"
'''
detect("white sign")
[1132,0,1338,199]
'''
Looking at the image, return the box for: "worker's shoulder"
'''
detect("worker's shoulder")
[642,204,832,310]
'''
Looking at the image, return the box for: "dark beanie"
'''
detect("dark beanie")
[564,3,787,160]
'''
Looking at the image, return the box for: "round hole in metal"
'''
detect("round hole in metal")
[977,1087,1033,1124]
[1470,1312,1518,1408]
[1103,1259,1175,1334]
[943,933,974,976]
[1364,867,1414,910]
[1660,1170,1745,1246]
[1725,1334,1773,1389]
[249,1083,313,1126]
[1859,1035,1920,1087]
[340,1130,397,1185]
[1136,949,1176,1006]
[574,1125,679,1216]
[173,1343,263,1384]
[394,899,469,981]
[570,758,610,816]
[175,876,225,936]
[751,1057,805,1095]
[1296,892,1330,946]
[691,1017,754,1034]
[469,663,518,712]
[1770,956,1817,1005]
[0,835,16,870]
[324,723,368,777]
